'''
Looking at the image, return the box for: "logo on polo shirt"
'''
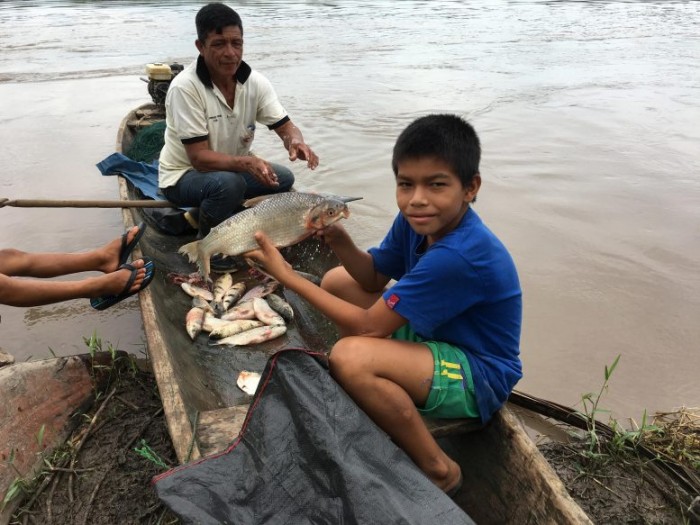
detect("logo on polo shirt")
[386,293,400,309]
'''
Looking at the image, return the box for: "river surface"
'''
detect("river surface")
[1,0,698,422]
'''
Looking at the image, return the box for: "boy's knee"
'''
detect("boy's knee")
[328,338,350,374]
[0,248,26,274]
[328,337,366,378]
[320,266,348,294]
[0,248,23,259]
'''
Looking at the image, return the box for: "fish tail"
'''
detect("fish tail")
[179,240,210,281]
[202,253,211,282]
[179,240,200,264]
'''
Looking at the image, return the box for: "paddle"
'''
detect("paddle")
[0,198,175,209]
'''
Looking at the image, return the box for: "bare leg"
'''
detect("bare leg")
[321,266,382,335]
[0,258,150,308]
[0,224,143,278]
[329,336,462,493]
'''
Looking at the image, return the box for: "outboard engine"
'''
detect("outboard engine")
[144,62,184,106]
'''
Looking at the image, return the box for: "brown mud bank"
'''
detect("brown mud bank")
[4,353,699,525]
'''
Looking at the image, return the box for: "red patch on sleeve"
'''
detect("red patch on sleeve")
[386,293,400,309]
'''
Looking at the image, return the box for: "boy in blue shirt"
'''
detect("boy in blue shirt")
[247,114,522,495]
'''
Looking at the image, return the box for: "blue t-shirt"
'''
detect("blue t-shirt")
[368,208,522,423]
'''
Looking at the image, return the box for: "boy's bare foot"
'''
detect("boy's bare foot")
[97,224,143,274]
[432,458,462,495]
[443,466,463,497]
[95,258,149,298]
[89,257,154,311]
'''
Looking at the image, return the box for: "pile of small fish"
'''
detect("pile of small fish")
[180,272,295,347]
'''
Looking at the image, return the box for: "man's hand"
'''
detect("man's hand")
[274,121,319,170]
[288,141,319,170]
[246,157,279,187]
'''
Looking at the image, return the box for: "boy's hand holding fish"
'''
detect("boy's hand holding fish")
[312,222,348,247]
[246,232,297,286]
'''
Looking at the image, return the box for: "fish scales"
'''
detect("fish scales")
[179,192,350,280]
[209,319,264,340]
[205,192,331,253]
[211,324,287,347]
[181,282,213,301]
[212,273,234,304]
[215,281,246,315]
[252,297,286,326]
[266,293,294,323]
[185,307,206,340]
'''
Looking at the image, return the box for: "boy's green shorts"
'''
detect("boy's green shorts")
[392,325,480,420]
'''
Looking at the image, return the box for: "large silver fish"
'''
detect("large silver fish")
[179,192,358,280]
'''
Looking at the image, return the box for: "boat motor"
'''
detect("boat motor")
[143,62,184,106]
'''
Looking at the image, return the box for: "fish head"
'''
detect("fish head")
[306,199,350,230]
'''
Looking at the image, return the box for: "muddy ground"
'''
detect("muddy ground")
[540,441,697,524]
[9,359,698,525]
[9,361,179,525]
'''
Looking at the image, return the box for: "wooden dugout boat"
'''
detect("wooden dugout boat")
[116,102,592,524]
[0,352,119,525]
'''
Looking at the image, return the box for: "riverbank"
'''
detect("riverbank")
[4,353,699,524]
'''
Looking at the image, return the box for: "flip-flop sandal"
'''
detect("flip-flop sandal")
[118,222,147,267]
[91,257,155,311]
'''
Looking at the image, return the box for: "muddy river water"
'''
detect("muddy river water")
[1,0,698,422]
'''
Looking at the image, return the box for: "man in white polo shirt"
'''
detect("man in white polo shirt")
[159,3,319,272]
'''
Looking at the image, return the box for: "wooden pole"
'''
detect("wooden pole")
[0,198,175,209]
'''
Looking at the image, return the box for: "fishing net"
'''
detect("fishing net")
[125,120,166,162]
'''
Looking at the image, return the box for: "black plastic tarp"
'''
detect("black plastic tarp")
[154,349,475,525]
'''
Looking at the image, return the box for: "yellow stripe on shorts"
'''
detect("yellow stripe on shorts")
[440,360,463,380]
[440,359,460,370]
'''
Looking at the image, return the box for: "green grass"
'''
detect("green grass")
[134,440,171,470]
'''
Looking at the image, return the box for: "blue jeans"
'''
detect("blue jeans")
[161,163,295,225]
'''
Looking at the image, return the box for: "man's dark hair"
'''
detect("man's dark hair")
[196,3,243,42]
[392,114,481,188]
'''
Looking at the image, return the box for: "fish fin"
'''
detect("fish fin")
[245,257,276,281]
[178,240,200,263]
[179,240,210,282]
[242,195,274,208]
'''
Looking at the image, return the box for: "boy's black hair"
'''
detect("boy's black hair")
[392,114,481,188]
[196,3,243,42]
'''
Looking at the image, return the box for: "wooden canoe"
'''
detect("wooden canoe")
[116,102,592,524]
[0,352,117,525]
